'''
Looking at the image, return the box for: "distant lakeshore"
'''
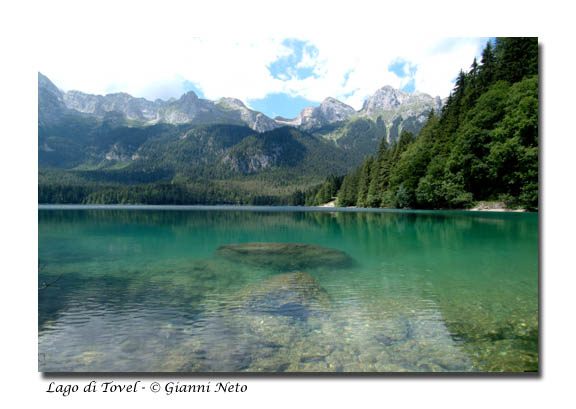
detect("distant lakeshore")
[38,203,532,213]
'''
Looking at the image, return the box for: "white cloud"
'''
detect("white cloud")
[40,35,488,111]
[413,38,486,99]
[296,46,319,69]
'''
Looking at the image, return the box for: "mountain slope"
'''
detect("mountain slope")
[220,127,351,177]
[217,98,281,132]
[38,73,69,126]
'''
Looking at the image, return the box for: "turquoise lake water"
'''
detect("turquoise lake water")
[38,206,539,372]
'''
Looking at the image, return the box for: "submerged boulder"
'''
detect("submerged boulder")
[239,271,331,321]
[215,242,355,271]
[160,271,332,372]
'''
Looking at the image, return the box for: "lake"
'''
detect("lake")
[38,206,539,372]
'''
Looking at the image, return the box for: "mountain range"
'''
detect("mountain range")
[39,72,442,138]
[38,72,443,204]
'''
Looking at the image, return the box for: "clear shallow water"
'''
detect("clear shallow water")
[38,206,539,372]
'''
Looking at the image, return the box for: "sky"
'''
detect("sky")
[40,37,491,119]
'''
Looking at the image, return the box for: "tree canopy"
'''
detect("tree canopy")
[330,38,538,210]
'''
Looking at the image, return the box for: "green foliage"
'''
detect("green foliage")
[328,38,539,210]
[39,123,357,205]
[299,175,344,206]
[356,157,374,207]
[336,166,361,207]
[494,37,539,84]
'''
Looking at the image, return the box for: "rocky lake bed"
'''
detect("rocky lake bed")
[38,208,539,372]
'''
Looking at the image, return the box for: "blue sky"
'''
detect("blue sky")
[245,39,321,117]
[248,93,317,119]
[42,37,491,119]
[388,59,418,93]
[268,39,321,82]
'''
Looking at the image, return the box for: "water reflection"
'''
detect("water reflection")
[39,207,538,372]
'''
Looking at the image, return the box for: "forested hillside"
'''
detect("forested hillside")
[38,124,355,205]
[307,38,538,210]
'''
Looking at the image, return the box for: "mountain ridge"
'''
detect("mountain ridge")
[39,72,442,136]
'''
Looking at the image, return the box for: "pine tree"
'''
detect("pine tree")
[494,37,538,84]
[479,41,496,89]
[356,156,374,207]
[337,167,361,207]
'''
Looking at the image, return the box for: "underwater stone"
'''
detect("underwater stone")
[120,338,143,354]
[164,272,333,372]
[215,242,355,271]
[232,271,333,357]
[374,318,413,346]
[239,271,331,320]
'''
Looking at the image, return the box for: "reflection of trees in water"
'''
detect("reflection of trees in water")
[39,208,536,243]
[321,211,539,371]
[315,211,537,265]
[40,209,334,233]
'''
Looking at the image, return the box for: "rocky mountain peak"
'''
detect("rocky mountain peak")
[359,85,442,122]
[218,97,247,109]
[361,86,407,113]
[293,97,355,130]
[318,97,355,119]
[179,91,200,102]
[215,97,280,132]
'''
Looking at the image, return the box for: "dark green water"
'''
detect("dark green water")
[38,206,539,372]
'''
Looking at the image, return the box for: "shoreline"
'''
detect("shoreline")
[39,203,535,213]
[466,201,527,212]
[315,200,529,212]
[467,208,527,212]
[317,200,337,208]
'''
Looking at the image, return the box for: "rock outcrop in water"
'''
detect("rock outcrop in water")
[215,242,355,271]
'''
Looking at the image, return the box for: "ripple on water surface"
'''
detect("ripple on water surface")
[38,208,539,372]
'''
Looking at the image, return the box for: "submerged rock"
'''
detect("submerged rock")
[120,338,144,354]
[374,318,413,346]
[161,271,333,372]
[240,271,331,321]
[135,257,251,297]
[215,242,355,271]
